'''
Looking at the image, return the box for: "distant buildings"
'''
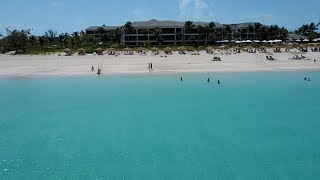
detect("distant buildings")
[85,19,264,46]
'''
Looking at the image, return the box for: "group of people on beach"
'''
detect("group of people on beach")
[148,62,153,72]
[91,65,102,75]
[180,77,221,84]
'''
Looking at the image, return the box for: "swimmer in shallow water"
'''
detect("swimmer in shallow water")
[207,78,210,83]
[180,77,183,81]
[217,80,221,84]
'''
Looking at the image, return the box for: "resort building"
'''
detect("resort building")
[85,19,261,46]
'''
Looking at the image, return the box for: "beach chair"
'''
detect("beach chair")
[212,56,221,61]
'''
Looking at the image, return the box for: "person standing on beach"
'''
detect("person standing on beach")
[150,62,153,71]
[314,59,316,63]
[148,63,150,72]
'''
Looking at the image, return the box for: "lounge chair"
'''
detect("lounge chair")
[212,56,221,61]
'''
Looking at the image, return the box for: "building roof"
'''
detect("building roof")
[131,19,225,28]
[86,25,120,31]
[85,20,267,31]
[287,33,308,40]
[228,22,260,29]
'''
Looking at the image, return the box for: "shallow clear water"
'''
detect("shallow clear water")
[1,71,320,179]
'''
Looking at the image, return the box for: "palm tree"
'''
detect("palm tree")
[97,27,106,41]
[154,28,162,45]
[196,25,205,45]
[185,21,195,32]
[39,36,45,49]
[45,29,57,44]
[72,32,80,48]
[248,25,254,39]
[207,22,216,44]
[254,23,263,39]
[224,25,232,40]
[124,21,134,34]
[29,35,37,49]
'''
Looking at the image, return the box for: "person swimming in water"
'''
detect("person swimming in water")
[217,80,221,84]
[308,78,311,81]
[207,78,210,83]
[304,77,307,81]
[180,77,183,81]
[97,69,102,75]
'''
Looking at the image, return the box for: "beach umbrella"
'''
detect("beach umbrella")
[235,40,241,44]
[303,39,309,42]
[123,47,132,51]
[254,40,261,43]
[77,48,85,52]
[95,48,104,52]
[108,48,116,52]
[206,46,214,50]
[136,47,145,52]
[178,46,187,51]
[163,47,172,52]
[290,51,303,55]
[150,47,159,52]
[63,48,71,52]
[295,39,301,42]
[312,38,320,42]
[245,40,253,43]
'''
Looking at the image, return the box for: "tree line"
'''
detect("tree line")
[0,21,319,54]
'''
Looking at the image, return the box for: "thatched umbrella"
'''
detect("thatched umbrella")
[63,48,71,52]
[123,47,132,51]
[163,47,173,54]
[77,48,85,53]
[150,47,158,51]
[108,48,116,52]
[95,48,104,52]
[136,47,145,52]
[245,45,254,49]
[178,46,187,51]
[206,46,214,50]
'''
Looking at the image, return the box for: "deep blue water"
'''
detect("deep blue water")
[1,71,320,180]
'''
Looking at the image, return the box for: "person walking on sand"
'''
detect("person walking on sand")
[150,62,153,71]
[314,59,316,63]
[148,63,150,72]
[91,66,95,72]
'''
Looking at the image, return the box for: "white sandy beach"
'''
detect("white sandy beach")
[0,50,320,76]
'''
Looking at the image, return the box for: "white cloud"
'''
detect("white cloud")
[178,0,214,21]
[50,1,64,7]
[132,9,146,21]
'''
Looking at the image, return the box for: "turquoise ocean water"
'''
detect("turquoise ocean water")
[1,71,320,179]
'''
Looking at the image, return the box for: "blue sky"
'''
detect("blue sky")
[1,0,319,35]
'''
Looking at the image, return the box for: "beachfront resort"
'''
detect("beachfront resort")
[2,0,320,178]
